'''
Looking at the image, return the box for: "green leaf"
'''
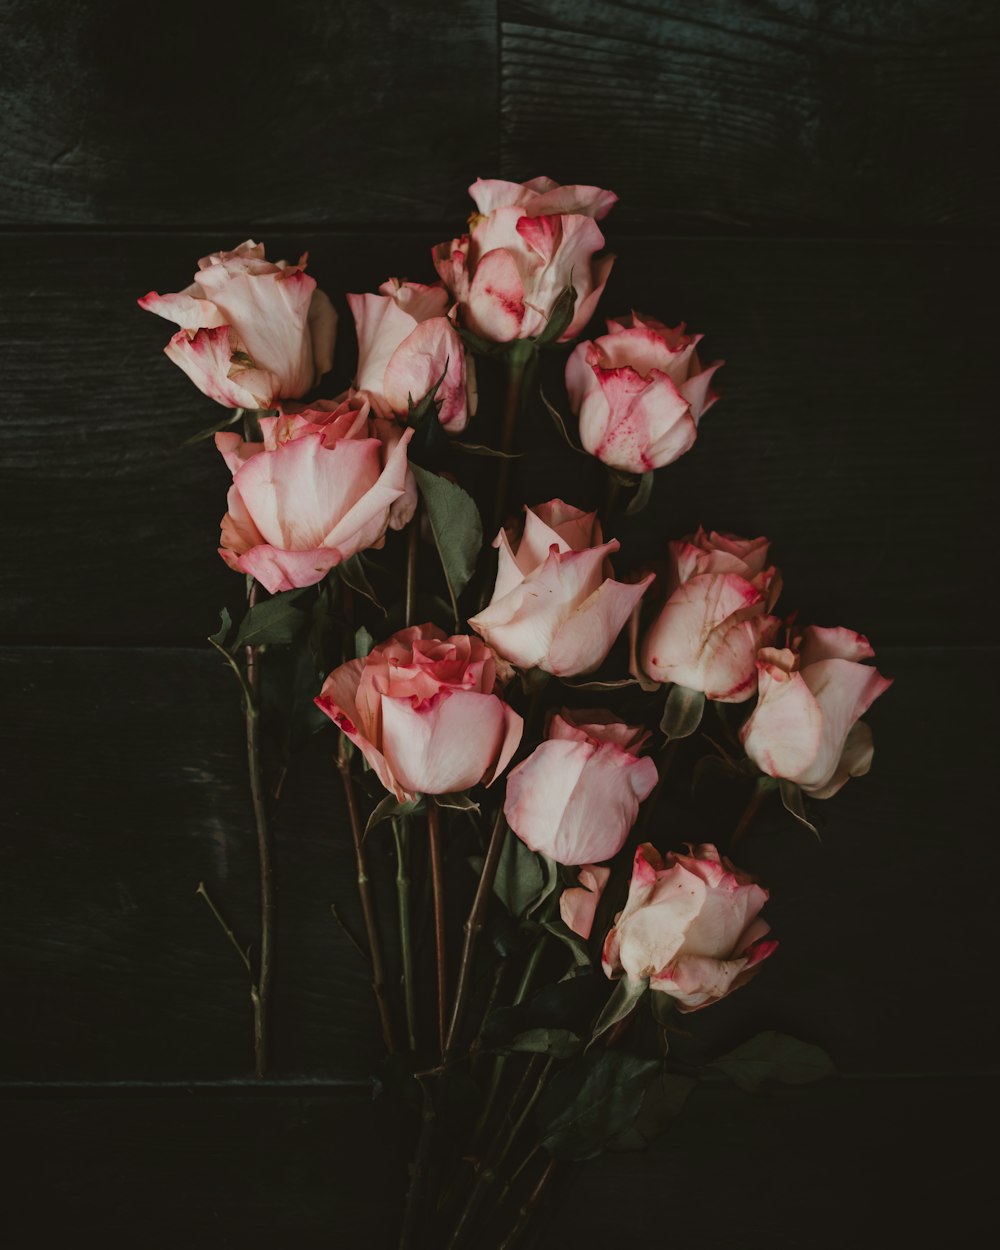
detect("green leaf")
[535,283,577,346]
[779,779,820,838]
[537,1050,659,1161]
[659,684,706,740]
[625,471,655,516]
[364,794,424,840]
[508,1028,582,1059]
[561,676,638,692]
[354,625,375,661]
[410,463,483,621]
[711,1031,836,1093]
[338,554,386,614]
[540,388,585,453]
[208,608,234,649]
[231,590,310,649]
[493,831,557,918]
[589,975,647,1045]
[434,791,481,814]
[542,917,593,969]
[452,441,523,460]
[181,407,245,447]
[457,325,503,357]
[608,1070,696,1151]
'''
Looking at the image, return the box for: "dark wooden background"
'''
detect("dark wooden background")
[2,1,997,1245]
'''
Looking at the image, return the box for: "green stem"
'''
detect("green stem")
[445,806,508,1058]
[392,817,418,1052]
[471,931,548,1151]
[405,506,419,628]
[447,1055,554,1249]
[244,581,274,1080]
[491,341,536,535]
[731,775,774,849]
[496,1158,558,1250]
[602,473,622,529]
[399,1082,436,1249]
[338,743,397,1055]
[427,799,448,1059]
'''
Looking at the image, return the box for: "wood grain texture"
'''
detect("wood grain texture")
[2,1078,992,1247]
[1,232,994,645]
[0,0,496,226]
[1,644,994,1081]
[500,0,1000,231]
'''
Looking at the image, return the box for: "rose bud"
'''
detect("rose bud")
[505,709,659,865]
[139,240,336,408]
[565,312,722,474]
[348,279,472,432]
[560,865,612,940]
[215,399,412,594]
[432,176,617,343]
[603,842,778,1010]
[740,626,893,798]
[315,625,523,801]
[640,528,781,701]
[469,500,654,677]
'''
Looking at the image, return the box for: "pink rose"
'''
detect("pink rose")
[603,843,777,1011]
[560,865,612,940]
[348,279,471,432]
[432,176,617,343]
[469,500,653,677]
[565,312,722,474]
[139,240,337,409]
[504,709,659,865]
[640,528,781,701]
[215,397,412,594]
[740,626,893,798]
[315,625,523,801]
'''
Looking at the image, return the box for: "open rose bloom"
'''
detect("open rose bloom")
[348,278,472,432]
[566,313,722,474]
[433,177,616,343]
[139,240,337,409]
[603,843,778,1010]
[640,528,781,701]
[741,626,893,798]
[504,709,659,865]
[470,500,653,676]
[315,625,523,801]
[215,397,412,593]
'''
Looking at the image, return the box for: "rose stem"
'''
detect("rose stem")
[469,932,548,1151]
[392,816,418,1051]
[445,805,507,1057]
[495,1158,558,1250]
[730,775,774,849]
[491,340,536,535]
[243,581,274,1079]
[337,738,397,1054]
[399,1080,436,1249]
[405,506,419,627]
[427,799,448,1058]
[446,1055,554,1250]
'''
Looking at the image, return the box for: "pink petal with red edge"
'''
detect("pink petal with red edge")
[547,573,655,677]
[467,249,526,341]
[382,316,467,431]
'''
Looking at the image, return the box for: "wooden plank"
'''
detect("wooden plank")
[1,233,994,644]
[0,644,994,1081]
[500,0,1000,231]
[1,1078,992,1246]
[0,646,382,1081]
[0,0,496,225]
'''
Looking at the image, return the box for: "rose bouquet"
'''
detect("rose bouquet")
[140,178,891,1248]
